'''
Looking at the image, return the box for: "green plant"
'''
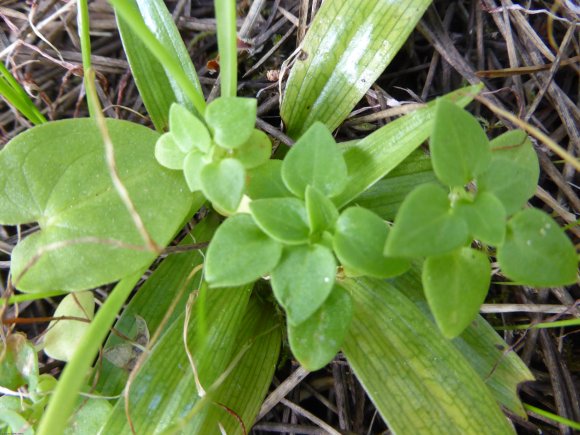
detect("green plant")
[0,0,577,434]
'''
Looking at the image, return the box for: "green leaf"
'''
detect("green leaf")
[0,333,38,391]
[478,130,539,215]
[341,277,515,435]
[384,183,469,258]
[335,85,482,208]
[288,285,352,371]
[65,399,113,435]
[154,133,187,170]
[200,158,245,213]
[271,244,337,325]
[281,0,431,137]
[250,198,310,244]
[233,129,272,169]
[0,410,33,435]
[0,119,193,292]
[183,151,206,192]
[0,62,46,125]
[169,103,211,153]
[430,100,491,187]
[334,207,409,278]
[44,292,95,362]
[455,192,506,246]
[281,122,347,198]
[246,160,293,199]
[112,0,205,124]
[305,185,339,235]
[423,247,491,338]
[205,97,257,149]
[497,209,577,286]
[206,214,283,287]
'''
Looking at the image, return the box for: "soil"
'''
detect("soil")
[0,1,578,434]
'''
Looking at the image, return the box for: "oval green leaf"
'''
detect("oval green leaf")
[334,207,409,278]
[431,99,491,187]
[271,244,337,325]
[250,198,310,244]
[155,133,187,170]
[422,247,491,339]
[205,214,283,287]
[183,150,206,192]
[455,192,506,246]
[478,130,539,216]
[233,129,272,169]
[200,158,245,214]
[1,119,194,292]
[305,185,339,235]
[497,209,577,286]
[246,160,293,200]
[384,183,469,258]
[281,122,347,198]
[205,97,257,149]
[169,103,210,153]
[288,285,352,371]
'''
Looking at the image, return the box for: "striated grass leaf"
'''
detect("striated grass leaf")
[0,62,46,125]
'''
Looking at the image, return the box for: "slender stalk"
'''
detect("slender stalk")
[214,0,237,97]
[524,404,580,430]
[36,272,143,435]
[0,290,67,307]
[77,0,94,117]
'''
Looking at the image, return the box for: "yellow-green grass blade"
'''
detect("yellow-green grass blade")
[281,0,432,138]
[0,63,46,125]
[341,276,516,434]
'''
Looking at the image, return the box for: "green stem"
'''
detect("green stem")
[214,0,237,97]
[524,404,580,430]
[36,271,143,435]
[109,0,206,115]
[0,290,67,307]
[497,318,580,331]
[77,0,94,117]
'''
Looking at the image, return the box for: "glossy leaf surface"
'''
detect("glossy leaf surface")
[250,198,310,244]
[288,285,352,371]
[385,183,469,258]
[271,244,336,325]
[423,248,491,338]
[281,0,431,137]
[205,214,283,287]
[0,119,193,292]
[498,209,577,286]
[342,277,515,434]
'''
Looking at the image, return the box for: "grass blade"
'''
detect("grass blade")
[0,63,46,125]
[281,0,432,138]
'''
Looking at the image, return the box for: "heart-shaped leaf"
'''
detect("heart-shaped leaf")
[44,292,95,362]
[497,209,577,286]
[384,183,469,258]
[169,103,210,152]
[282,122,347,198]
[233,129,272,169]
[431,100,491,187]
[250,198,310,244]
[422,247,491,338]
[455,192,506,246]
[182,150,206,192]
[0,119,194,292]
[246,160,293,200]
[205,97,257,149]
[271,244,337,325]
[478,130,539,215]
[288,284,352,371]
[305,185,339,235]
[200,158,245,213]
[205,214,283,287]
[154,133,187,170]
[334,207,409,278]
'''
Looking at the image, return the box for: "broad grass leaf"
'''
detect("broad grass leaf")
[384,183,469,257]
[271,244,336,325]
[497,209,577,286]
[44,292,95,362]
[0,119,194,292]
[334,207,409,278]
[155,133,187,169]
[455,192,506,246]
[169,103,210,153]
[341,277,515,434]
[288,285,352,371]
[431,99,491,187]
[478,130,539,216]
[423,248,491,338]
[233,129,272,169]
[250,198,310,244]
[205,214,283,287]
[200,158,245,213]
[246,160,293,199]
[281,0,431,137]
[305,185,339,235]
[205,97,257,149]
[281,122,347,198]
